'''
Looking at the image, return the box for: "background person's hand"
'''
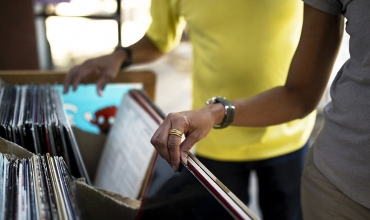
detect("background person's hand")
[151,104,224,172]
[63,51,127,96]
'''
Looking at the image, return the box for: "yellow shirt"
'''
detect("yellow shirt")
[146,0,316,161]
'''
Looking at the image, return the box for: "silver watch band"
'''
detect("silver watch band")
[206,97,235,129]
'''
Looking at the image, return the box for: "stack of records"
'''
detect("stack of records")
[0,152,79,220]
[0,85,89,183]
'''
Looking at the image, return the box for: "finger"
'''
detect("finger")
[150,121,172,164]
[167,127,186,172]
[72,63,98,91]
[167,133,182,171]
[179,133,199,165]
[96,75,110,96]
[64,66,78,94]
[72,68,87,92]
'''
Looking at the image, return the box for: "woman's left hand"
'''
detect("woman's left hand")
[150,104,223,172]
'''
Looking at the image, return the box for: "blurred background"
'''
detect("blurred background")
[35,0,152,70]
[0,0,350,217]
[40,0,193,115]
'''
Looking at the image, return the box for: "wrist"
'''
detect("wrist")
[113,49,127,65]
[204,103,225,126]
[114,47,133,69]
[206,97,235,129]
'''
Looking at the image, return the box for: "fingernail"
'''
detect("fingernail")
[172,165,177,172]
[98,89,103,96]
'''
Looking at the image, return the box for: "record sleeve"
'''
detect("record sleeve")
[59,157,76,206]
[51,88,90,183]
[5,86,16,142]
[33,86,43,154]
[0,86,11,140]
[17,86,27,148]
[33,155,51,219]
[45,86,58,156]
[54,156,76,220]
[41,154,58,219]
[24,86,36,153]
[17,159,26,219]
[6,158,17,219]
[30,86,40,154]
[23,158,32,220]
[0,154,5,220]
[47,153,67,219]
[0,85,89,183]
[2,156,10,219]
[11,86,22,146]
[28,157,40,220]
[37,87,45,154]
[93,90,158,199]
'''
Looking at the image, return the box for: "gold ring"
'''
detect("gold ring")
[169,129,183,137]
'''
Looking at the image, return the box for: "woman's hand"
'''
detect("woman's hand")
[151,104,224,172]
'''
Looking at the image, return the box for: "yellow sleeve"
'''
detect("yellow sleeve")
[146,0,186,53]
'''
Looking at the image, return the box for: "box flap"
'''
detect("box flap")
[75,181,140,220]
[0,137,33,158]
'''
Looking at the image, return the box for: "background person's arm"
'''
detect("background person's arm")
[151,4,345,171]
[63,35,164,95]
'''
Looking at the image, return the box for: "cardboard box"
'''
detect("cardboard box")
[0,137,140,220]
[0,70,157,219]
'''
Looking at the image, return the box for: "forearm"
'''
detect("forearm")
[231,86,312,127]
[206,86,314,128]
[212,4,344,128]
[115,35,164,65]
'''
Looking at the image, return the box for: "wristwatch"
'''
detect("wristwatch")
[115,47,133,69]
[206,97,235,129]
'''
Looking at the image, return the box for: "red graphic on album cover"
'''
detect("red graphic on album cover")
[90,106,118,134]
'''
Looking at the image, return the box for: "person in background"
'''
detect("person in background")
[151,1,370,219]
[64,1,316,219]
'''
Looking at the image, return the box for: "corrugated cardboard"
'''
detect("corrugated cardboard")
[0,137,140,220]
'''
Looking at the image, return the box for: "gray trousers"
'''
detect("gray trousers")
[301,146,370,220]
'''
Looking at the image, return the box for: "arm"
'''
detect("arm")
[151,4,344,171]
[231,4,344,126]
[63,35,164,95]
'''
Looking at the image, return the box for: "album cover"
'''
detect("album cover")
[55,84,142,135]
[42,154,58,219]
